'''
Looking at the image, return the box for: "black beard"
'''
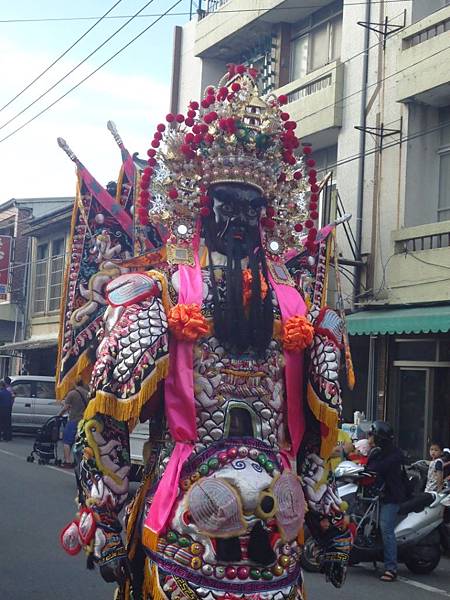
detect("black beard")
[205,226,273,356]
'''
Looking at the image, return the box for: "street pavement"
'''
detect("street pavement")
[1,436,449,600]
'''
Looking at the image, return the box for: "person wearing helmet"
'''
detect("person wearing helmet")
[367,420,406,582]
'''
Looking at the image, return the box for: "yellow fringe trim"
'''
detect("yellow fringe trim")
[127,474,153,560]
[56,350,93,401]
[142,527,159,552]
[306,382,339,460]
[83,356,169,423]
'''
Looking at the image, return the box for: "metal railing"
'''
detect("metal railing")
[286,73,333,103]
[206,0,230,13]
[394,230,450,253]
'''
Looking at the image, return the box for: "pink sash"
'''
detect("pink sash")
[144,252,202,536]
[268,269,307,458]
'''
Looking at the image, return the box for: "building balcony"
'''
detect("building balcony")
[275,60,344,141]
[397,6,450,106]
[195,0,331,59]
[388,220,450,304]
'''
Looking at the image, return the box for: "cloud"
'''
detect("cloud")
[0,38,170,200]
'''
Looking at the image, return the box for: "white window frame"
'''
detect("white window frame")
[437,144,450,222]
[32,237,65,315]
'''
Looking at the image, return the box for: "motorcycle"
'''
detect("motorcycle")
[301,460,450,574]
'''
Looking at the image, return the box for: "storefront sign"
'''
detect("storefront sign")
[0,235,12,294]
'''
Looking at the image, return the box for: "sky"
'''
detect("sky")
[0,0,195,201]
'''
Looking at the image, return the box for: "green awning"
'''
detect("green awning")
[347,305,450,336]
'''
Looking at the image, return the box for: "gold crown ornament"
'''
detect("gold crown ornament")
[139,65,320,258]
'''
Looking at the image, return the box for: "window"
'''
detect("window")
[438,107,450,222]
[34,243,48,314]
[290,4,342,81]
[33,238,65,315]
[35,381,56,399]
[49,238,64,311]
[11,381,32,397]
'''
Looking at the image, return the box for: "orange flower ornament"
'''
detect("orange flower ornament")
[242,268,268,307]
[282,315,315,352]
[168,303,210,341]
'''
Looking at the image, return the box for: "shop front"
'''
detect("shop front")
[347,305,450,460]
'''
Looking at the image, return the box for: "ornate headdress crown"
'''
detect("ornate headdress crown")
[139,65,320,257]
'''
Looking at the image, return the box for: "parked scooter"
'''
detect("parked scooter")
[301,461,450,574]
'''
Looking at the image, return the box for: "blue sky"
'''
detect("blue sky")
[0,0,194,200]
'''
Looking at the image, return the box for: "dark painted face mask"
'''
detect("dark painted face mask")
[206,183,265,257]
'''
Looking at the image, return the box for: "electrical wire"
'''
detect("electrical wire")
[0,2,421,24]
[0,0,183,144]
[0,3,407,135]
[0,0,158,133]
[0,0,124,116]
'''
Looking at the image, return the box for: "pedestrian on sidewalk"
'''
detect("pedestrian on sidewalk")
[59,379,88,468]
[0,380,14,441]
[367,420,407,583]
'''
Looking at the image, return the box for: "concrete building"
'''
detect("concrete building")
[0,198,72,376]
[170,0,450,457]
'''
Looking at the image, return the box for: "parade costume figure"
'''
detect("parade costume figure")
[59,68,353,600]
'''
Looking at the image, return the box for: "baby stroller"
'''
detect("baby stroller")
[27,415,67,465]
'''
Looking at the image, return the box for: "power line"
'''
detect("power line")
[0,0,124,116]
[0,2,418,24]
[0,0,183,144]
[0,0,157,133]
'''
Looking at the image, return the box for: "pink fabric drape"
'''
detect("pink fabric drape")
[268,270,308,458]
[144,246,202,535]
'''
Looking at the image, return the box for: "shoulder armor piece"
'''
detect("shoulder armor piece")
[106,273,159,307]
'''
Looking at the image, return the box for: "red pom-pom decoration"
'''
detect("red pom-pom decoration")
[310,211,319,220]
[185,117,194,127]
[278,94,288,105]
[281,112,290,121]
[147,157,157,166]
[168,188,178,200]
[310,193,318,202]
[304,219,314,229]
[157,123,166,132]
[303,146,312,154]
[166,113,175,122]
[201,99,210,109]
[231,82,241,92]
[293,171,302,180]
[176,114,185,123]
[236,64,246,75]
[307,158,316,167]
[284,121,297,130]
[189,101,199,110]
[147,148,156,158]
[266,206,275,218]
[154,131,162,141]
[200,207,210,217]
[294,223,303,232]
[204,133,214,144]
[151,140,160,148]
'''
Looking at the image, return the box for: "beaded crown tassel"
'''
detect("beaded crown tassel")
[139,64,320,259]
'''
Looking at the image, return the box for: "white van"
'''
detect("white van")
[10,375,59,431]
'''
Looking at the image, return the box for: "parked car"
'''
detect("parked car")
[10,375,59,432]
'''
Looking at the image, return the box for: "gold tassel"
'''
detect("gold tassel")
[142,557,152,599]
[142,527,159,552]
[306,383,339,459]
[150,562,165,600]
[127,474,153,560]
[83,356,169,423]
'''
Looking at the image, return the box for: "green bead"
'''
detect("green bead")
[178,537,190,547]
[199,464,209,476]
[166,531,177,543]
[208,457,219,470]
[257,453,267,465]
[265,460,275,472]
[250,569,261,580]
[261,570,273,580]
